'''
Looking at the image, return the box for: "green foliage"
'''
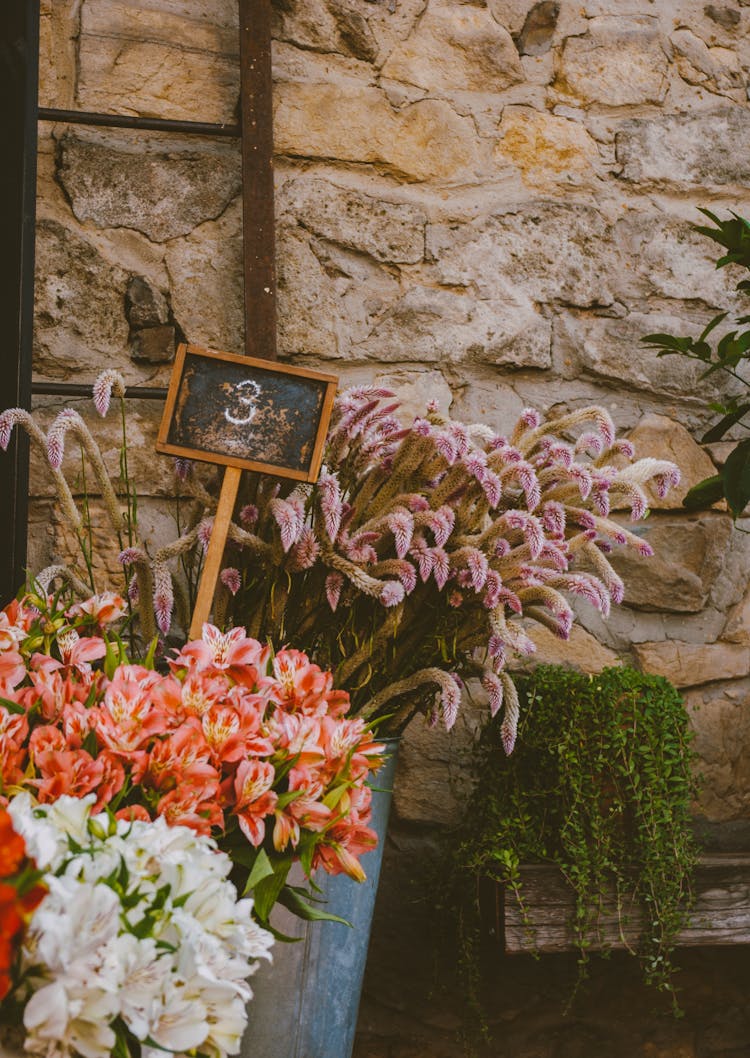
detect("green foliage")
[447,665,699,1014]
[642,209,750,518]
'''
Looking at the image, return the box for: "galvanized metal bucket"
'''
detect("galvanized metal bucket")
[243,738,399,1058]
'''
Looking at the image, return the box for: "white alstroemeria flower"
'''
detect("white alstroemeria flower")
[30,878,120,977]
[23,979,118,1058]
[45,793,98,846]
[204,993,249,1056]
[7,792,63,868]
[100,934,165,1041]
[146,987,210,1054]
[14,804,274,1058]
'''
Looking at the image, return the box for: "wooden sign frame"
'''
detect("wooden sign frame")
[156,343,337,484]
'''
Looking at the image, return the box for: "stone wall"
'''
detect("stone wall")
[33,2,750,1055]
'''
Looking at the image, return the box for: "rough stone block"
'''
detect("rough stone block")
[616,109,750,188]
[610,513,733,613]
[494,107,602,189]
[58,132,241,242]
[686,678,750,821]
[565,311,744,401]
[125,277,170,330]
[279,177,426,264]
[130,326,177,365]
[77,0,239,122]
[626,414,720,511]
[554,15,668,106]
[509,623,622,674]
[164,200,244,353]
[274,84,486,183]
[613,212,742,308]
[382,0,524,94]
[34,219,131,382]
[352,286,552,368]
[428,203,615,308]
[633,640,750,688]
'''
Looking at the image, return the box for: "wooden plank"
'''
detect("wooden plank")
[189,466,243,639]
[503,856,750,954]
[238,0,277,362]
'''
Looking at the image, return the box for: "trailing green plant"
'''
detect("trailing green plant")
[642,209,750,518]
[443,664,699,1027]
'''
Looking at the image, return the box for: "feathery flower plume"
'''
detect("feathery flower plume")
[325,572,344,612]
[500,674,520,755]
[152,562,174,635]
[220,567,242,596]
[92,369,126,417]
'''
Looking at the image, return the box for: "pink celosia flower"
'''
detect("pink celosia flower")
[220,567,242,596]
[325,572,344,612]
[92,369,126,417]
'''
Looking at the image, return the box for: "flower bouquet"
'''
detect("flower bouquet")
[0,591,386,928]
[0,795,274,1058]
[1,375,679,749]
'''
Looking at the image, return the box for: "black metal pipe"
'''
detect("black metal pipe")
[0,0,39,601]
[32,382,168,400]
[38,107,241,138]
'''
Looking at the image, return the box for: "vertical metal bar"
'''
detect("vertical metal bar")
[0,0,39,601]
[238,0,278,361]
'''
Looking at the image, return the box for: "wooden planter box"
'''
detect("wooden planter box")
[491,855,750,953]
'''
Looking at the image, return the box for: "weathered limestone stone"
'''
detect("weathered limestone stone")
[275,84,485,183]
[392,702,481,826]
[627,414,719,511]
[705,4,742,28]
[38,0,78,109]
[514,1,560,56]
[125,277,169,330]
[272,0,341,54]
[34,219,130,381]
[685,678,750,821]
[77,0,239,122]
[58,133,241,242]
[428,203,615,308]
[382,0,524,94]
[279,178,426,264]
[494,108,601,188]
[130,327,177,364]
[723,587,750,645]
[276,226,341,359]
[353,286,552,368]
[510,623,621,674]
[554,16,668,106]
[616,109,750,188]
[633,640,750,687]
[613,212,741,307]
[671,28,744,97]
[566,312,740,400]
[164,201,244,353]
[610,513,733,613]
[329,1,379,62]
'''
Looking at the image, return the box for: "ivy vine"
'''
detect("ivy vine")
[443,665,700,1029]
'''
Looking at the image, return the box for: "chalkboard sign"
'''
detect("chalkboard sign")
[156,343,337,482]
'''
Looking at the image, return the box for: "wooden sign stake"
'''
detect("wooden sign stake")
[189,467,242,638]
[188,0,277,636]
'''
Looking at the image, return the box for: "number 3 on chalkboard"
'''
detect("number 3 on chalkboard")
[156,343,338,483]
[225,380,262,426]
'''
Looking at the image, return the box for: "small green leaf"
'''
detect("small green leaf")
[682,474,725,511]
[252,858,292,923]
[701,403,750,443]
[0,696,25,715]
[276,885,352,926]
[243,848,274,896]
[721,437,750,518]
